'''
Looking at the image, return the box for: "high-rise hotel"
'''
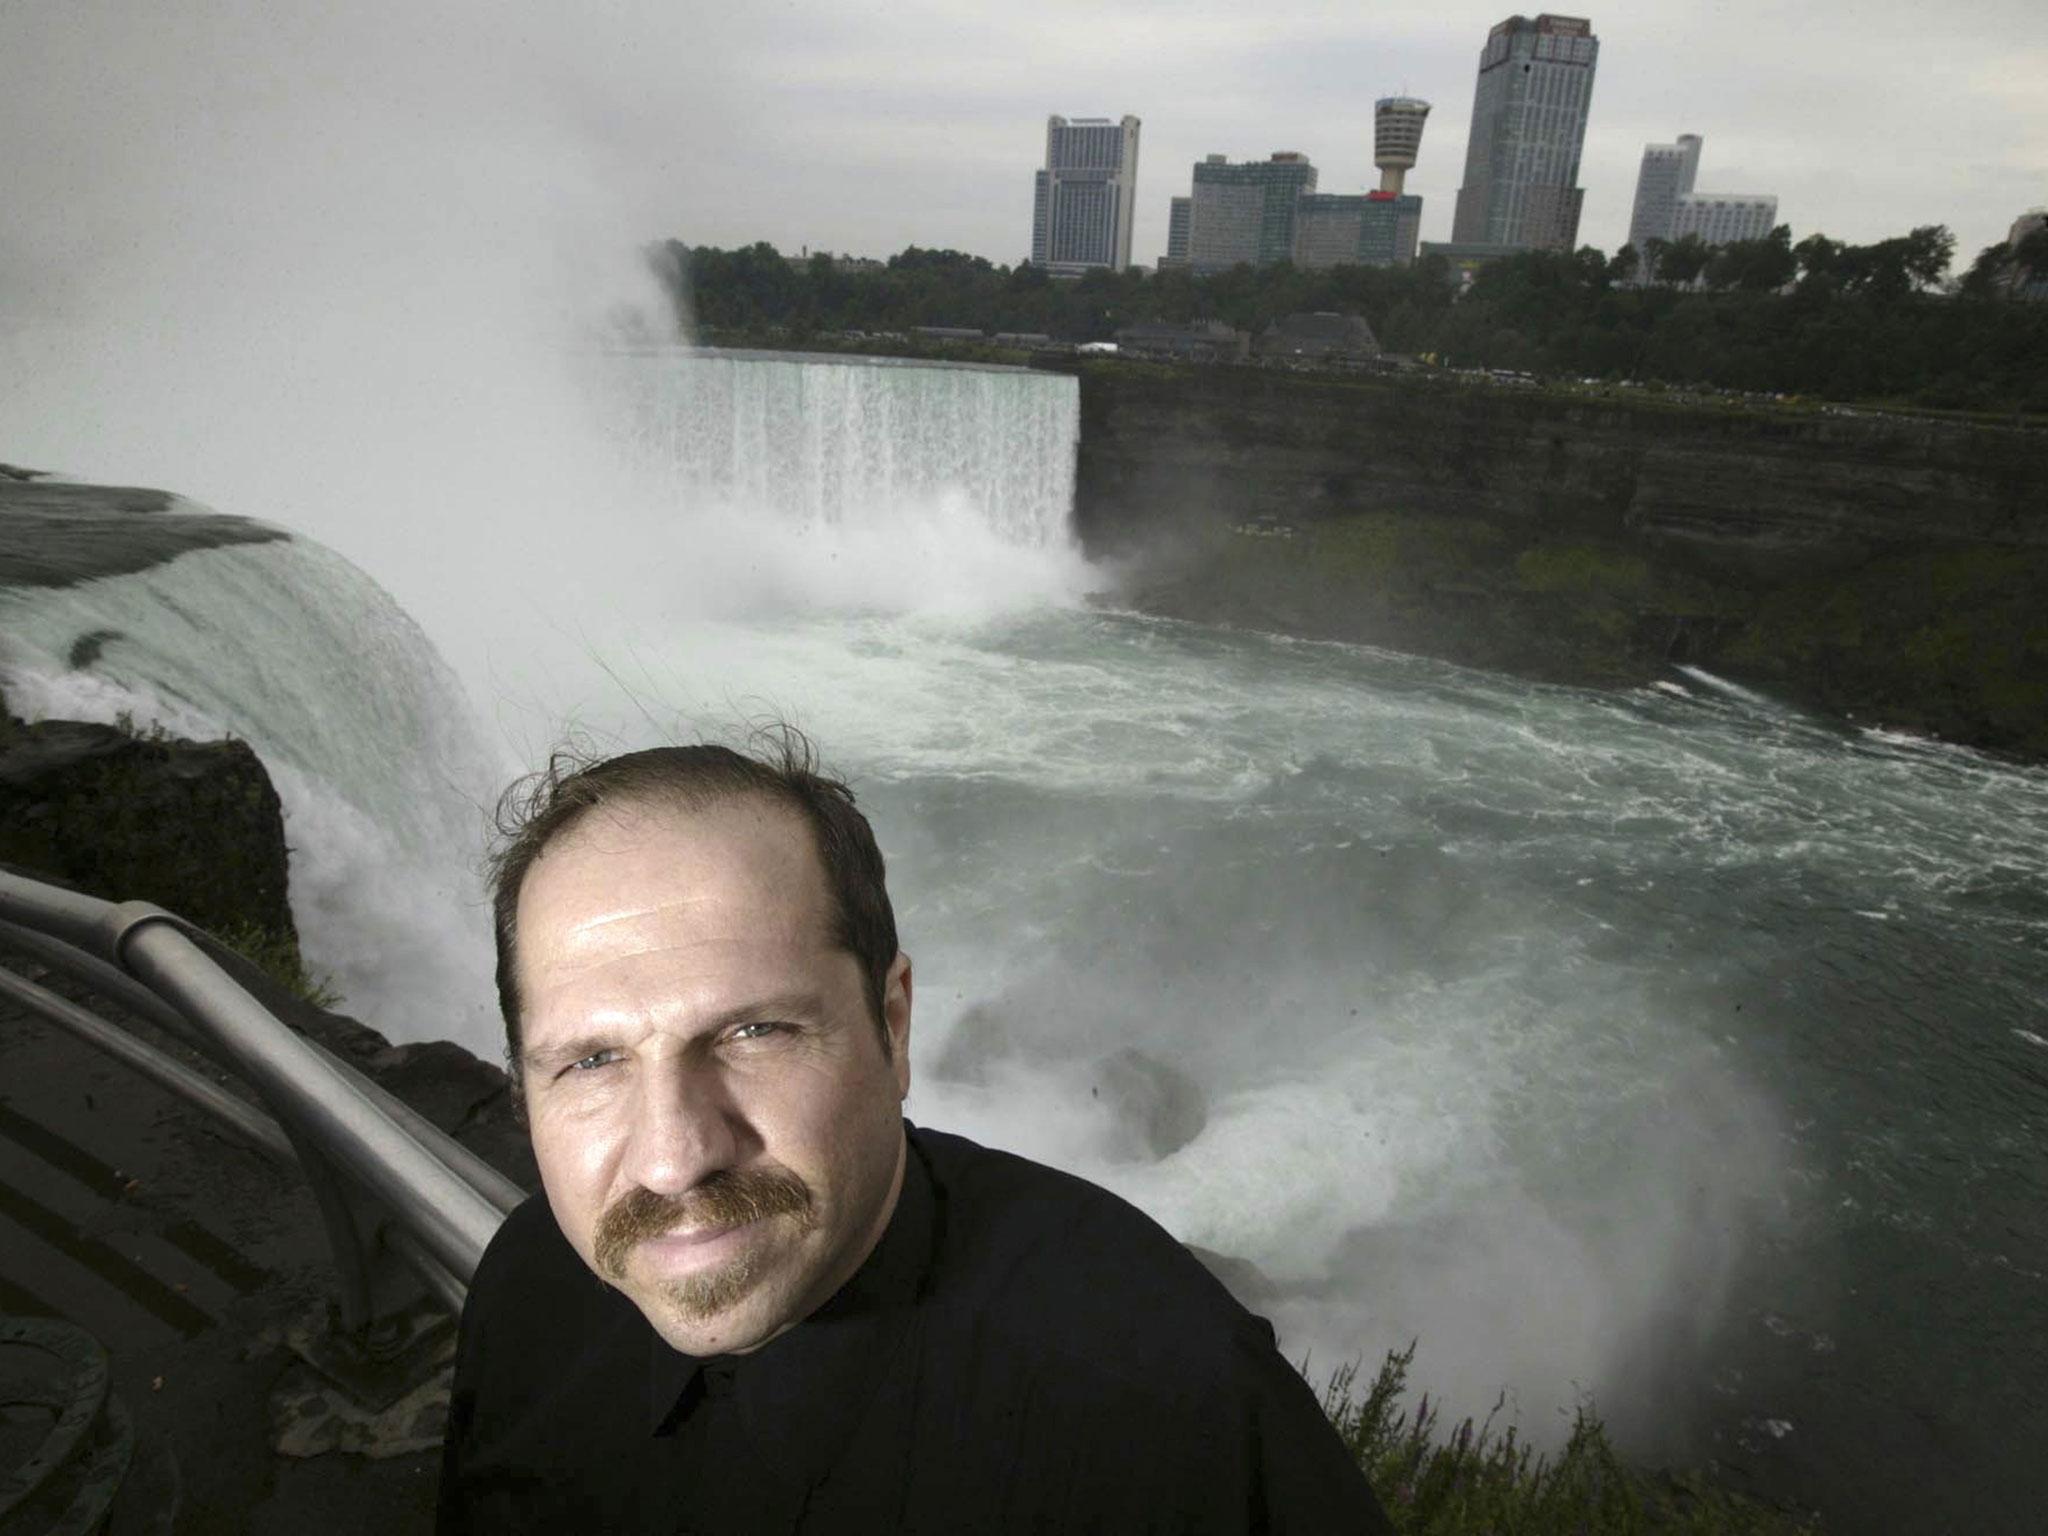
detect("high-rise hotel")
[1031,115,1142,275]
[1627,133,1779,276]
[1627,134,1702,254]
[1186,152,1319,273]
[1451,14,1599,252]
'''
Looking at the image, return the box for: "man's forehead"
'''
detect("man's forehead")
[520,794,833,945]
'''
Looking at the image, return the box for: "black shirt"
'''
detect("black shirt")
[439,1124,1394,1534]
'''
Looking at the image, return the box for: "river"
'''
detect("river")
[3,347,2044,1532]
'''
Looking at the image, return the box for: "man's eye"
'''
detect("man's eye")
[727,1022,787,1043]
[565,1050,620,1074]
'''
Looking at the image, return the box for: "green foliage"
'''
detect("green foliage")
[1722,546,2048,756]
[667,223,2048,412]
[1960,242,2015,299]
[212,920,344,1011]
[1704,227,1797,294]
[1327,1344,1817,1534]
[1655,234,1713,287]
[2018,227,2048,284]
[1515,545,1650,597]
[663,239,1458,349]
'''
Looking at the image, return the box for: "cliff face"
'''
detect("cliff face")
[0,700,529,1175]
[0,713,298,943]
[1064,362,2048,756]
[0,711,530,1532]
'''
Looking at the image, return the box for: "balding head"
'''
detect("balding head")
[487,732,900,1087]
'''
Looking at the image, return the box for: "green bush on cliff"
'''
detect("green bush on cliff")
[1331,1345,1816,1534]
[1724,547,2048,756]
[212,920,343,1011]
[1515,545,1651,597]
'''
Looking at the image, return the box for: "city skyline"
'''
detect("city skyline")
[2,0,2041,315]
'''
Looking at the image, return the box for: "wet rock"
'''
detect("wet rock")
[1093,1047,1207,1161]
[67,628,125,670]
[0,718,295,945]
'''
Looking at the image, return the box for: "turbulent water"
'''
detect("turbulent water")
[4,348,2045,1532]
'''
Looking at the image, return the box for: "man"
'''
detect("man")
[439,735,1393,1533]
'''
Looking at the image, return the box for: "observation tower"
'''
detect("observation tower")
[1374,97,1431,195]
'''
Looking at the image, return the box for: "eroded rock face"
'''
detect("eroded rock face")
[0,717,296,944]
[1064,361,2048,756]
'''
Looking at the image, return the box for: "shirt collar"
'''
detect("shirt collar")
[642,1124,938,1439]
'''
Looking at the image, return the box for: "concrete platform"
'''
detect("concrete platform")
[0,945,534,1534]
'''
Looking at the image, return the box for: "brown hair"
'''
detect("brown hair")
[487,727,898,1083]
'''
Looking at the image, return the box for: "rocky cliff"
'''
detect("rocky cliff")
[1062,361,2048,756]
[0,709,299,944]
[0,693,529,1175]
[0,705,529,1529]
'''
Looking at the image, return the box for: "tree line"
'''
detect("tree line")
[657,224,2048,413]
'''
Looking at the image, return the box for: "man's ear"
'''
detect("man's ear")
[883,951,913,1098]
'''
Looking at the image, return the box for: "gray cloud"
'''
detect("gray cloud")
[2,0,2041,308]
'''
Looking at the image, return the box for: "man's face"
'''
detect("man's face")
[515,796,912,1356]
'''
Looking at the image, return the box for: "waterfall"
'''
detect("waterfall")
[0,348,1089,1048]
[605,349,1078,547]
[0,509,507,1046]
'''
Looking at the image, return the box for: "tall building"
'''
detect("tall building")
[1626,134,1701,252]
[1625,132,1780,279]
[1165,196,1192,266]
[1452,14,1600,252]
[1188,152,1318,273]
[1374,97,1432,195]
[1030,114,1142,275]
[1294,194,1424,268]
[1670,192,1778,247]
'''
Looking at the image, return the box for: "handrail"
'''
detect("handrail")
[0,868,520,1306]
[0,963,294,1163]
[0,917,212,1049]
[0,907,525,1217]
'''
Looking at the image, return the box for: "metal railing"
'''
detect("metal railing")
[0,866,523,1395]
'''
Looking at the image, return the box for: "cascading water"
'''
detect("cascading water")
[5,347,2046,1534]
[609,348,1077,544]
[0,504,508,1043]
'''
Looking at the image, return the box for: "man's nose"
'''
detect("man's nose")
[619,1055,745,1196]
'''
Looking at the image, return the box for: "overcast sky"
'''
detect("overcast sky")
[663,0,2047,266]
[2,0,2042,306]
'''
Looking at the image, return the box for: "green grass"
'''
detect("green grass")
[211,920,344,1011]
[1327,1345,1817,1534]
[1514,545,1651,598]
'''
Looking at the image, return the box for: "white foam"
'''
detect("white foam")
[0,536,509,1053]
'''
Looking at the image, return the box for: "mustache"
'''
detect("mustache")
[592,1167,814,1281]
